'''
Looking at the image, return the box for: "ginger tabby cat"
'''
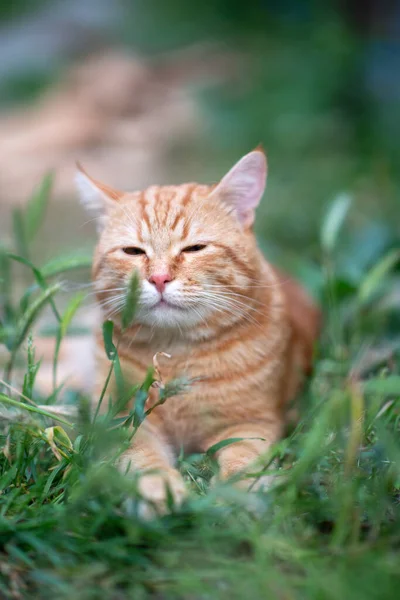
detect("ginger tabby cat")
[76,149,320,514]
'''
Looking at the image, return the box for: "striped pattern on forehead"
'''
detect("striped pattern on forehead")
[136,183,210,242]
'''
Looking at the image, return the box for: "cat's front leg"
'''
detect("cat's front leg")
[120,420,186,518]
[205,421,282,491]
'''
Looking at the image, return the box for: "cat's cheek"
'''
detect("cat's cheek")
[139,280,160,306]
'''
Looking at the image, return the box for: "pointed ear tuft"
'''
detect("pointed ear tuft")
[210,150,267,227]
[75,163,123,232]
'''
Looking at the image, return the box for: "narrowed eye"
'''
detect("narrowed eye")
[122,247,146,256]
[182,244,207,253]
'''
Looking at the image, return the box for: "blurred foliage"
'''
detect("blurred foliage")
[1,0,398,253]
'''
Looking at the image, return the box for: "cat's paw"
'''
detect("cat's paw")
[135,470,187,520]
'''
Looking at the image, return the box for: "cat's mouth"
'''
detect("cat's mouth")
[154,298,186,311]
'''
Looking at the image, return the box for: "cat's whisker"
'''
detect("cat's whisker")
[80,211,135,231]
[102,297,126,311]
[175,319,184,337]
[79,215,103,228]
[202,297,263,327]
[126,324,143,350]
[198,302,261,330]
[208,296,268,318]
[201,290,266,311]
[106,301,127,319]
[60,281,97,292]
[97,292,127,305]
[206,282,284,289]
[193,296,262,328]
[96,294,127,316]
[85,287,127,298]
[195,291,267,319]
[189,305,209,329]
[203,288,267,307]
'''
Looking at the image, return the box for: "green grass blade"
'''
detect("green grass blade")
[22,335,41,398]
[321,193,352,253]
[40,253,92,278]
[358,249,400,305]
[53,292,85,390]
[121,270,140,330]
[4,282,61,382]
[7,252,61,322]
[363,376,400,397]
[24,171,54,241]
[0,393,74,427]
[102,320,116,360]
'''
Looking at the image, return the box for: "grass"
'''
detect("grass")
[0,172,399,600]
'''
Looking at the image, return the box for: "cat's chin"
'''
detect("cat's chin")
[136,302,203,330]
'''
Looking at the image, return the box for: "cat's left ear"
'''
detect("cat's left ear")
[75,163,123,232]
[210,149,267,227]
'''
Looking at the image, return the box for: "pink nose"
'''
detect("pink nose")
[148,273,172,293]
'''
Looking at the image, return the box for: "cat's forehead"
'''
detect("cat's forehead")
[116,183,216,243]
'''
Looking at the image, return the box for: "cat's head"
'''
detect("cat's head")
[76,150,267,331]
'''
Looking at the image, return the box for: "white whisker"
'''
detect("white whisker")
[196,291,268,319]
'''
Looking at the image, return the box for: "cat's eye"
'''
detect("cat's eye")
[122,247,146,256]
[182,244,207,253]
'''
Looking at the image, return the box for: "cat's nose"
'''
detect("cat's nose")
[148,273,172,293]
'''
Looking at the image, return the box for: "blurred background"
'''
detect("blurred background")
[0,0,399,279]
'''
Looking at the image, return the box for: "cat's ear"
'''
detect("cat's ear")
[75,163,123,232]
[211,149,267,227]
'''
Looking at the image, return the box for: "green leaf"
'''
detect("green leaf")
[102,320,116,360]
[60,293,86,340]
[93,323,119,421]
[4,282,61,382]
[22,335,41,399]
[133,388,148,427]
[13,282,61,353]
[121,270,140,330]
[7,252,46,286]
[7,252,61,322]
[25,171,54,241]
[321,193,352,253]
[0,393,73,427]
[363,376,400,397]
[41,253,92,278]
[142,366,155,392]
[358,249,400,305]
[44,425,73,461]
[53,292,85,390]
[129,367,155,429]
[107,383,139,419]
[113,354,126,401]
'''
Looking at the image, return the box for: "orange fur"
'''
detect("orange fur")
[76,150,321,514]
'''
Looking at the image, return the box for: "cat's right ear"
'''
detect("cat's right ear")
[75,163,123,232]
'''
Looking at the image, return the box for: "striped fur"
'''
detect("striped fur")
[77,150,320,514]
